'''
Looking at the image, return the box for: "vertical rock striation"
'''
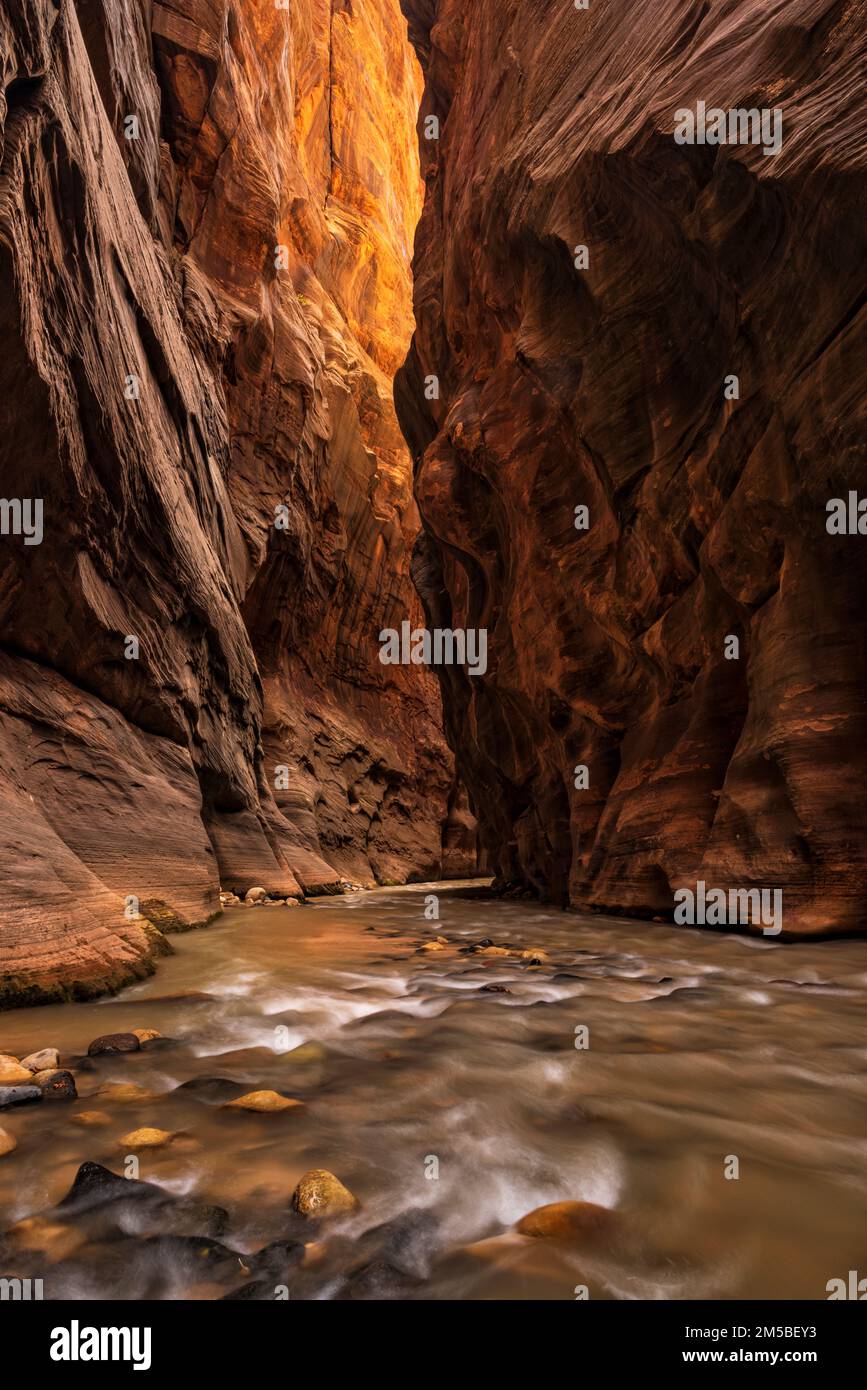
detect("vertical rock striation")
[397,0,867,935]
[0,0,459,1006]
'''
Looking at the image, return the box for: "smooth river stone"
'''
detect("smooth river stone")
[221,1091,304,1114]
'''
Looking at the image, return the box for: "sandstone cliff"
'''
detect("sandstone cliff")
[397,0,867,935]
[0,0,459,1006]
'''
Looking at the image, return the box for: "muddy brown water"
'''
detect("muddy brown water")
[1,883,866,1300]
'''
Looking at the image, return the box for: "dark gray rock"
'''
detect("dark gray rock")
[38,1070,78,1101]
[0,1084,42,1109]
[87,1033,141,1056]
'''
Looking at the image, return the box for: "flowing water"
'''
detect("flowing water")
[1,883,866,1300]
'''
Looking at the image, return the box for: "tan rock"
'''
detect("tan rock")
[244,887,268,905]
[70,1110,112,1128]
[117,1127,177,1150]
[285,1042,326,1064]
[222,1090,304,1114]
[0,1059,34,1084]
[5,1216,86,1262]
[20,1047,60,1072]
[515,1200,616,1242]
[97,1083,158,1104]
[418,941,446,952]
[131,1029,162,1043]
[0,1125,17,1157]
[291,1169,359,1220]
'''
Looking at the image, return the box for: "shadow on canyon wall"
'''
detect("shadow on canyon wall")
[397,0,867,938]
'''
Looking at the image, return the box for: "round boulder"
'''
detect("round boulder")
[0,1057,34,1085]
[34,1069,78,1101]
[20,1048,60,1073]
[291,1169,359,1220]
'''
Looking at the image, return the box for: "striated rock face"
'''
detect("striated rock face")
[397,0,867,935]
[0,0,461,1006]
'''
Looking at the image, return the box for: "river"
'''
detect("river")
[1,883,865,1300]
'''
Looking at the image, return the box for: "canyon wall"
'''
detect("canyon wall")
[397,0,867,936]
[0,0,461,1007]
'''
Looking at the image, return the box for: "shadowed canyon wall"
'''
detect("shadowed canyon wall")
[397,0,867,936]
[0,0,471,1006]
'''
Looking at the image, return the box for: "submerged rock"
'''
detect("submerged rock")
[134,1234,240,1275]
[345,1260,418,1300]
[515,1200,616,1243]
[355,1207,440,1280]
[57,1161,153,1211]
[221,1091,304,1114]
[247,1239,305,1279]
[2,1215,87,1262]
[56,1162,229,1239]
[71,1110,112,1128]
[175,1077,246,1105]
[220,1279,276,1301]
[284,1042,327,1065]
[0,1125,17,1157]
[87,1033,141,1057]
[291,1170,359,1220]
[117,1128,178,1150]
[96,1083,160,1104]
